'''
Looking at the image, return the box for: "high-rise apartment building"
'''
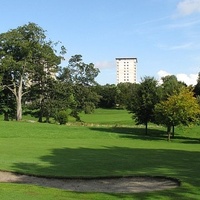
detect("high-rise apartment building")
[116,57,137,84]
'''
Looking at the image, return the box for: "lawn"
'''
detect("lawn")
[0,109,199,199]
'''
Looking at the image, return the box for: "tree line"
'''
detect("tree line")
[95,75,200,140]
[0,23,200,140]
[0,23,100,123]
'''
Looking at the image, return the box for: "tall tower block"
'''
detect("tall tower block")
[116,57,137,84]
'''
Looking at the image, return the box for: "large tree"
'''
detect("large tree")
[67,54,99,86]
[128,76,160,134]
[155,87,200,141]
[95,84,118,109]
[159,75,187,135]
[26,42,66,122]
[160,75,186,100]
[0,22,65,121]
[59,55,100,120]
[27,77,72,123]
[116,82,138,109]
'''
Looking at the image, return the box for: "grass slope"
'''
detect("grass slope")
[0,109,199,199]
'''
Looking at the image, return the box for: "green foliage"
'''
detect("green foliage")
[27,79,72,123]
[155,87,200,140]
[127,76,160,134]
[0,76,16,120]
[0,22,65,121]
[67,54,100,86]
[160,75,186,100]
[194,72,200,96]
[95,84,118,108]
[116,82,138,109]
[58,55,100,120]
[56,110,68,125]
[83,102,95,114]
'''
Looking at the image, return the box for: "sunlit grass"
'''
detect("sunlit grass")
[0,109,199,199]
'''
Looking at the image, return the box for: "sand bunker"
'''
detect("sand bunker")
[0,171,180,193]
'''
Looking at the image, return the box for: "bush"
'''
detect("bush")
[83,102,95,114]
[56,110,68,125]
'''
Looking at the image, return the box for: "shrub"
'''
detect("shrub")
[83,102,95,114]
[56,110,68,125]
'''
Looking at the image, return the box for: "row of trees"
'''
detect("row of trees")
[95,75,200,140]
[0,23,99,122]
[0,22,200,140]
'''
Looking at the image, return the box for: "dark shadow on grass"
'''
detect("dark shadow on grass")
[173,135,200,144]
[89,126,169,141]
[89,126,200,143]
[11,146,200,198]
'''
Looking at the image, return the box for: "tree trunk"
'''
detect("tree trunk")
[16,96,22,121]
[38,114,43,123]
[4,111,9,121]
[45,115,50,123]
[172,126,174,138]
[145,122,148,135]
[38,106,43,122]
[167,126,171,141]
[16,75,23,121]
[38,96,44,122]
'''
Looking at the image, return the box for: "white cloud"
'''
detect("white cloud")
[157,70,171,78]
[157,70,171,84]
[176,73,198,85]
[157,70,198,85]
[177,0,200,16]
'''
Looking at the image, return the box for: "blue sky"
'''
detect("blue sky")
[1,0,200,85]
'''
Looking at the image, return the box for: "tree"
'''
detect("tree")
[95,84,118,108]
[159,75,186,135]
[59,55,100,121]
[67,54,100,86]
[155,87,200,141]
[116,82,138,109]
[194,72,200,97]
[56,110,68,125]
[0,22,65,121]
[0,71,16,120]
[160,75,186,100]
[128,76,160,134]
[26,43,66,122]
[27,78,72,123]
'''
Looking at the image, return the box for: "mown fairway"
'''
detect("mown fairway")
[0,109,199,199]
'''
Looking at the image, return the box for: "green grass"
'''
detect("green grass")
[14,108,135,126]
[79,108,134,125]
[0,109,200,199]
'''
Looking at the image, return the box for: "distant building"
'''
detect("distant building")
[116,57,137,84]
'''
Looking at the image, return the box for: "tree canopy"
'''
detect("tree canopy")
[155,87,200,141]
[127,76,160,134]
[58,54,100,120]
[194,72,200,97]
[1,22,200,136]
[0,22,66,121]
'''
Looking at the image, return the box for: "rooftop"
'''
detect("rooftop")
[116,57,138,62]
